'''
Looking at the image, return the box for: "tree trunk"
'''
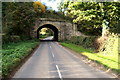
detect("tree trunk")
[99,3,109,37]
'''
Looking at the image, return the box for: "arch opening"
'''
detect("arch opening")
[37,24,58,41]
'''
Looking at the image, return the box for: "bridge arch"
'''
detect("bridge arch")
[31,18,79,41]
[37,24,58,41]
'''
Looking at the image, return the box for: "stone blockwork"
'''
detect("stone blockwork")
[30,18,79,41]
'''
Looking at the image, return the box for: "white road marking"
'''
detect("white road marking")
[52,52,55,58]
[50,46,55,58]
[56,65,62,79]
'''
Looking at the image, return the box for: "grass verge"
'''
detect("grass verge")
[60,42,119,74]
[2,40,39,78]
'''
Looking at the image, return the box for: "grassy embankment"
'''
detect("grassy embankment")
[2,40,39,77]
[60,42,119,74]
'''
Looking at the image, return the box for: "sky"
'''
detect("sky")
[34,0,61,11]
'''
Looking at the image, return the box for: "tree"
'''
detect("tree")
[33,1,45,13]
[59,2,120,35]
[3,2,34,35]
[2,2,46,39]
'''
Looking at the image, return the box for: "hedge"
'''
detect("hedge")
[67,36,97,50]
[67,33,119,55]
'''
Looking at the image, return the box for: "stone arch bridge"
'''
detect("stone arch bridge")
[30,18,80,41]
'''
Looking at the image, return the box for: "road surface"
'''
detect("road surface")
[13,41,115,78]
[42,36,53,40]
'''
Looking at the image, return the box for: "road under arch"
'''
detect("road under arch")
[37,24,58,41]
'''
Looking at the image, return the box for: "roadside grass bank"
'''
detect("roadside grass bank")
[60,42,119,75]
[2,40,39,78]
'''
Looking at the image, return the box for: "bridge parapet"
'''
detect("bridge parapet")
[38,18,66,22]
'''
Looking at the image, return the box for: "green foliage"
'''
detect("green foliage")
[37,10,72,22]
[96,33,119,56]
[46,28,54,36]
[68,36,97,50]
[2,2,37,38]
[2,40,39,77]
[68,33,119,56]
[60,42,119,73]
[2,34,21,44]
[59,2,120,35]
[2,2,72,42]
[39,34,48,40]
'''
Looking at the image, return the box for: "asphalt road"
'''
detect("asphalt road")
[42,36,53,40]
[13,41,115,78]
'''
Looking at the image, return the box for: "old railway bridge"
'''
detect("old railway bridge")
[30,18,80,41]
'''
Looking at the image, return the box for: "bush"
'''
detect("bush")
[20,35,31,41]
[2,34,21,44]
[69,32,119,55]
[96,33,119,55]
[69,36,97,50]
[2,34,11,44]
[11,35,21,42]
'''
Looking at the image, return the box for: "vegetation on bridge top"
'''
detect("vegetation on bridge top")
[38,18,66,22]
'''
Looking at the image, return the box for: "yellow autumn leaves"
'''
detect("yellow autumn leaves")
[33,1,45,13]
